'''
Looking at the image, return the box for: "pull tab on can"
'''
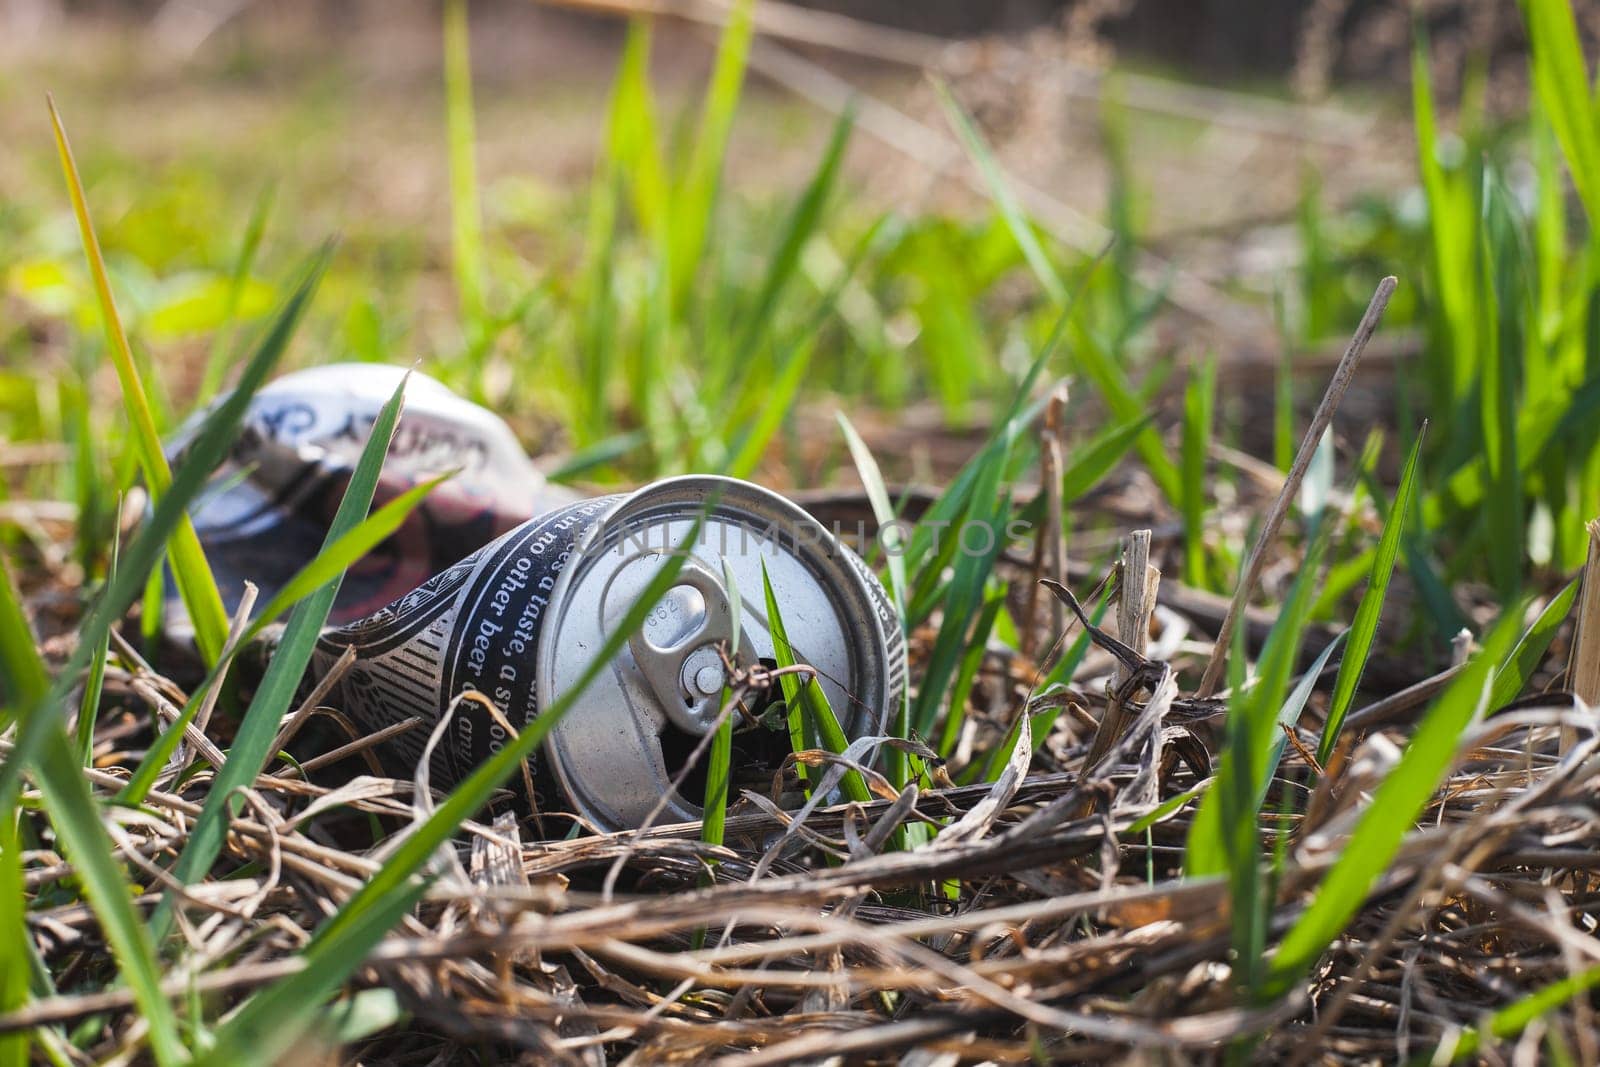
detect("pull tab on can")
[615,556,753,737]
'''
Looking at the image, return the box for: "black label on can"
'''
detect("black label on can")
[311,494,620,790]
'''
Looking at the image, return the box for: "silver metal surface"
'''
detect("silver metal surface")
[537,476,906,831]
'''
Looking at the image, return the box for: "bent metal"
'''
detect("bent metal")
[176,365,905,833]
[312,478,904,833]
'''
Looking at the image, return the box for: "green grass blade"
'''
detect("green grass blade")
[836,413,906,618]
[609,19,668,248]
[902,252,1106,574]
[669,0,753,307]
[701,561,743,853]
[721,218,893,474]
[1187,523,1332,879]
[314,989,405,1049]
[935,80,1066,304]
[240,471,454,648]
[762,561,872,805]
[74,605,110,767]
[0,248,329,814]
[1319,428,1426,763]
[115,687,204,808]
[1180,354,1218,588]
[1060,412,1155,503]
[443,0,486,335]
[1014,412,1153,531]
[1070,324,1182,503]
[724,108,853,387]
[910,429,1016,737]
[1265,605,1526,995]
[201,863,427,1066]
[48,95,231,666]
[76,529,119,765]
[1274,293,1295,472]
[1431,962,1600,1063]
[0,569,48,715]
[1259,630,1345,809]
[974,594,1110,783]
[1411,23,1480,412]
[0,810,27,1067]
[1478,166,1528,600]
[937,586,1003,758]
[836,409,910,785]
[700,695,733,850]
[0,559,186,1066]
[1524,0,1600,225]
[1489,577,1580,710]
[199,184,275,400]
[206,520,711,1064]
[158,369,408,931]
[117,472,449,807]
[723,337,813,480]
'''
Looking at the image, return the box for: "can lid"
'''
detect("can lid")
[536,476,898,831]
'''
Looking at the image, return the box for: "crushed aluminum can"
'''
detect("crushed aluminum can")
[312,475,907,832]
[167,363,575,629]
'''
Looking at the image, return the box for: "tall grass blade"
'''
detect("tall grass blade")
[701,561,742,853]
[1411,24,1479,413]
[159,369,407,929]
[240,472,454,649]
[199,184,275,400]
[937,586,1003,758]
[1478,167,1528,599]
[1187,523,1332,879]
[1181,355,1217,588]
[1264,605,1526,995]
[1524,0,1600,225]
[935,80,1066,304]
[700,706,731,849]
[836,413,906,617]
[911,427,1015,737]
[1489,577,1580,711]
[900,250,1106,577]
[725,108,853,386]
[117,473,451,808]
[74,574,111,766]
[0,248,329,812]
[762,561,872,805]
[0,567,48,714]
[1070,325,1182,503]
[837,409,910,784]
[1319,428,1426,763]
[669,0,753,307]
[206,518,712,1064]
[48,95,230,665]
[609,20,668,247]
[0,559,186,1065]
[1259,630,1344,807]
[444,0,486,335]
[0,810,27,1067]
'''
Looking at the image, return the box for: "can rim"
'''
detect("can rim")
[533,475,896,832]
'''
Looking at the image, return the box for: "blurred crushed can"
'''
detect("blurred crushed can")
[166,363,574,628]
[169,363,905,832]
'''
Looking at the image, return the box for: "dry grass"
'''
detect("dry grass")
[7,552,1594,1063]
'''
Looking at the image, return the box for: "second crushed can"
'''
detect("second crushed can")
[314,476,906,832]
